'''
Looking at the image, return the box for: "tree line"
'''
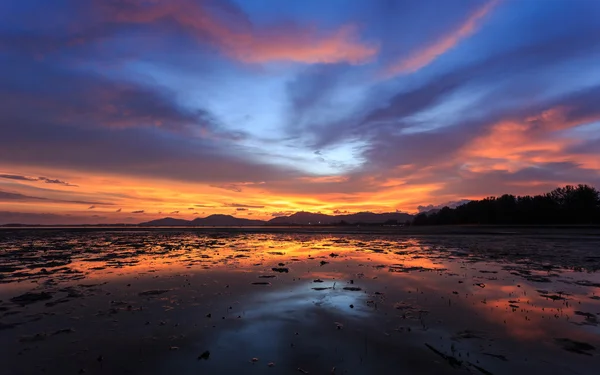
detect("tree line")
[413,184,600,225]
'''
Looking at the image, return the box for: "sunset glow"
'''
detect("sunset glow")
[1,0,600,224]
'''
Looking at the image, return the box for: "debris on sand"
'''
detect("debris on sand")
[525,275,551,283]
[313,279,324,283]
[474,283,486,288]
[198,350,210,360]
[272,267,289,273]
[268,362,275,367]
[297,367,309,374]
[394,302,413,311]
[10,292,53,306]
[52,328,74,335]
[19,333,48,342]
[575,280,600,288]
[539,293,566,301]
[335,322,344,330]
[0,322,21,330]
[251,357,259,363]
[138,289,170,296]
[251,282,271,286]
[555,338,596,355]
[453,330,483,340]
[574,311,598,324]
[425,343,462,368]
[329,253,339,257]
[320,261,329,266]
[343,287,361,291]
[258,275,276,279]
[312,287,332,291]
[483,352,508,361]
[469,362,494,375]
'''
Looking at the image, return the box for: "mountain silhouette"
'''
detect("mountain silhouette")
[266,211,413,225]
[140,211,414,226]
[191,214,265,226]
[141,214,264,226]
[139,217,191,226]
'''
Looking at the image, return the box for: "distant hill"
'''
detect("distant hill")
[267,211,413,225]
[140,214,265,226]
[140,211,413,227]
[139,217,191,226]
[191,214,265,226]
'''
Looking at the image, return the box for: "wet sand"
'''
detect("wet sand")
[1,229,599,374]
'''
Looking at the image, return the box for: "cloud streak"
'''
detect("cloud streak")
[224,203,265,209]
[384,0,498,76]
[0,190,110,206]
[0,173,77,187]
[96,0,378,64]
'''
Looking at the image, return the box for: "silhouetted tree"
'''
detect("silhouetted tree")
[413,184,600,225]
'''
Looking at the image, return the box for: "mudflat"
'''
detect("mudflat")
[1,228,599,374]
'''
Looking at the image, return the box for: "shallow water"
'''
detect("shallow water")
[1,229,599,374]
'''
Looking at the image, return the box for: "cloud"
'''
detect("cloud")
[460,88,600,173]
[333,209,349,214]
[0,174,37,182]
[0,66,299,185]
[311,25,600,151]
[37,177,78,187]
[0,173,77,187]
[384,0,498,76]
[0,61,216,134]
[96,0,378,65]
[210,184,243,192]
[0,190,109,205]
[271,211,295,217]
[224,203,265,208]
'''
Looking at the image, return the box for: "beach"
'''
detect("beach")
[1,228,599,374]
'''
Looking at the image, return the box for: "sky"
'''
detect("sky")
[1,0,600,224]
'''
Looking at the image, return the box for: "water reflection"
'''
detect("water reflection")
[1,230,599,374]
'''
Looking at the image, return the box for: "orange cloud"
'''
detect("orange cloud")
[384,0,498,76]
[103,0,378,64]
[460,106,600,171]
